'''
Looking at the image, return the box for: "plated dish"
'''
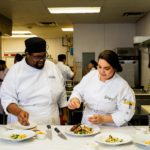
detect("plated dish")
[6,122,37,130]
[133,133,150,146]
[65,124,100,137]
[95,132,132,145]
[0,129,36,142]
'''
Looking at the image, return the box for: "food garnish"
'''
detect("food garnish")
[10,134,27,140]
[105,135,123,143]
[70,124,93,135]
[36,131,45,135]
[144,140,150,145]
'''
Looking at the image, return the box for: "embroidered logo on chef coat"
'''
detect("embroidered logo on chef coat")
[123,99,135,109]
[123,100,135,106]
[104,95,116,101]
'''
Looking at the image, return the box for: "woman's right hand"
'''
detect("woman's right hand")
[68,98,81,109]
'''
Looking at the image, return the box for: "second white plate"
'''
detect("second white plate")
[65,126,100,137]
[6,122,37,130]
[0,129,36,142]
[95,132,132,145]
[133,133,150,147]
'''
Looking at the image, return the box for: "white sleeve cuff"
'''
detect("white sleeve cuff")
[112,109,134,127]
[1,99,17,115]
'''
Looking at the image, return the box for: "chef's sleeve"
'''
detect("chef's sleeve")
[111,88,136,127]
[56,67,68,108]
[1,68,18,115]
[66,66,74,79]
[68,73,92,103]
[58,87,68,108]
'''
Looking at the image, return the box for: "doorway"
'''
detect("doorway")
[82,52,95,76]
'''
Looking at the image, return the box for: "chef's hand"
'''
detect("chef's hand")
[88,114,103,124]
[17,110,30,126]
[68,98,81,109]
[88,114,113,124]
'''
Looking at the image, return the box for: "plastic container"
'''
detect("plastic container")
[36,131,46,140]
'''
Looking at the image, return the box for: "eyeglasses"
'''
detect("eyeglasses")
[30,52,49,61]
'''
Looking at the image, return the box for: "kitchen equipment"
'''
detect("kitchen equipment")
[46,125,52,140]
[115,47,141,88]
[54,127,67,140]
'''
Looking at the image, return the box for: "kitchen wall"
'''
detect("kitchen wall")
[136,12,150,86]
[1,23,142,84]
[73,23,136,81]
[1,38,72,68]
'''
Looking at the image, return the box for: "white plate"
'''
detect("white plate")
[95,132,132,145]
[133,133,150,146]
[0,130,36,142]
[65,126,100,137]
[6,122,37,130]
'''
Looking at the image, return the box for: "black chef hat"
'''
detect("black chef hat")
[25,37,46,53]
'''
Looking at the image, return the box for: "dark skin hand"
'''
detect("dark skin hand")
[17,110,30,126]
[7,103,30,126]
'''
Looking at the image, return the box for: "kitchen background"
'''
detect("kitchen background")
[0,0,150,88]
[2,22,150,88]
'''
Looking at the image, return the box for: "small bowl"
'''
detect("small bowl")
[36,131,46,140]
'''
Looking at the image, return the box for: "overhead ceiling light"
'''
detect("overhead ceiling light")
[12,31,32,34]
[48,7,101,14]
[11,35,37,38]
[134,36,150,44]
[11,30,37,38]
[61,28,74,32]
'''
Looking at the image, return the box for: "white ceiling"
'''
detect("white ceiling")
[0,0,150,38]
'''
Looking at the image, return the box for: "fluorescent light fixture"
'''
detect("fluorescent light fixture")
[11,35,37,38]
[12,31,32,34]
[61,28,74,32]
[11,30,37,38]
[134,36,150,44]
[48,7,101,14]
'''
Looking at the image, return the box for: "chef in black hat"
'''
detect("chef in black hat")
[1,37,67,126]
[25,37,47,69]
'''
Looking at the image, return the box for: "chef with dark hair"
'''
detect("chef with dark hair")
[87,60,98,72]
[68,50,135,127]
[1,37,67,125]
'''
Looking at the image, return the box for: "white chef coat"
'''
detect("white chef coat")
[68,70,135,127]
[56,62,74,81]
[90,67,96,72]
[1,59,67,125]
